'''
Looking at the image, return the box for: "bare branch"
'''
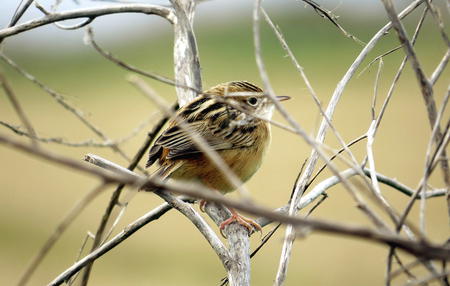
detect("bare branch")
[0,4,175,40]
[389,253,420,281]
[0,113,156,147]
[371,59,383,120]
[170,0,202,106]
[0,133,446,285]
[380,0,450,214]
[254,2,371,230]
[430,49,450,86]
[428,118,450,175]
[253,0,302,135]
[8,0,35,27]
[17,184,108,286]
[2,1,448,285]
[404,270,450,286]
[0,74,38,147]
[274,0,426,282]
[376,5,428,132]
[67,232,95,286]
[261,8,317,102]
[78,109,172,286]
[307,134,368,188]
[81,154,450,261]
[39,152,450,285]
[423,0,450,47]
[0,132,140,185]
[48,199,194,286]
[365,59,384,200]
[155,192,230,267]
[364,59,400,224]
[297,0,365,45]
[362,169,446,199]
[257,167,445,230]
[85,27,198,92]
[358,45,403,77]
[34,2,94,30]
[0,53,137,166]
[387,89,449,284]
[261,8,363,171]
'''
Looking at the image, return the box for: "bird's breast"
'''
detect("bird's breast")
[168,123,270,193]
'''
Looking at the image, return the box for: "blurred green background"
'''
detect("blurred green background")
[1,0,449,285]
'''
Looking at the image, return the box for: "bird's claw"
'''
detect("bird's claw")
[219,213,262,238]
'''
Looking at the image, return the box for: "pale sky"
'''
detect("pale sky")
[0,0,391,52]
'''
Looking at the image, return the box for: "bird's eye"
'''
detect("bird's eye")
[247,97,258,106]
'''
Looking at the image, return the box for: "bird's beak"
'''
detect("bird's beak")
[276,95,291,102]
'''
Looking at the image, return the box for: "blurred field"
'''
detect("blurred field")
[0,2,449,286]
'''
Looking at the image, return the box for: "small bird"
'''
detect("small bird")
[146,81,289,234]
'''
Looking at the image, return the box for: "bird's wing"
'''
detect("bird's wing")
[146,112,256,167]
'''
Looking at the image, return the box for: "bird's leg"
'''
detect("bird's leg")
[219,208,262,237]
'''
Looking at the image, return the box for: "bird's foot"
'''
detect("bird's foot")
[219,211,262,238]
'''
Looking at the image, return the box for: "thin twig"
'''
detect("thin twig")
[430,49,450,86]
[2,136,447,284]
[395,88,450,233]
[40,153,450,285]
[404,270,450,286]
[0,53,137,166]
[17,184,107,286]
[376,6,428,133]
[391,252,419,281]
[307,134,368,188]
[34,2,94,30]
[257,9,385,279]
[8,0,35,27]
[296,0,365,45]
[358,45,403,78]
[257,167,446,232]
[362,169,445,199]
[366,59,384,201]
[428,117,450,175]
[48,198,196,286]
[156,191,230,267]
[0,132,140,184]
[0,4,175,40]
[81,155,450,260]
[423,0,450,47]
[85,27,199,93]
[0,113,157,147]
[67,232,95,286]
[261,8,317,103]
[380,0,450,218]
[363,58,401,228]
[268,1,427,282]
[0,74,38,147]
[79,108,173,285]
[372,59,383,120]
[261,8,362,178]
[387,88,450,285]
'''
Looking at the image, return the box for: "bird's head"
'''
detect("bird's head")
[204,81,290,121]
